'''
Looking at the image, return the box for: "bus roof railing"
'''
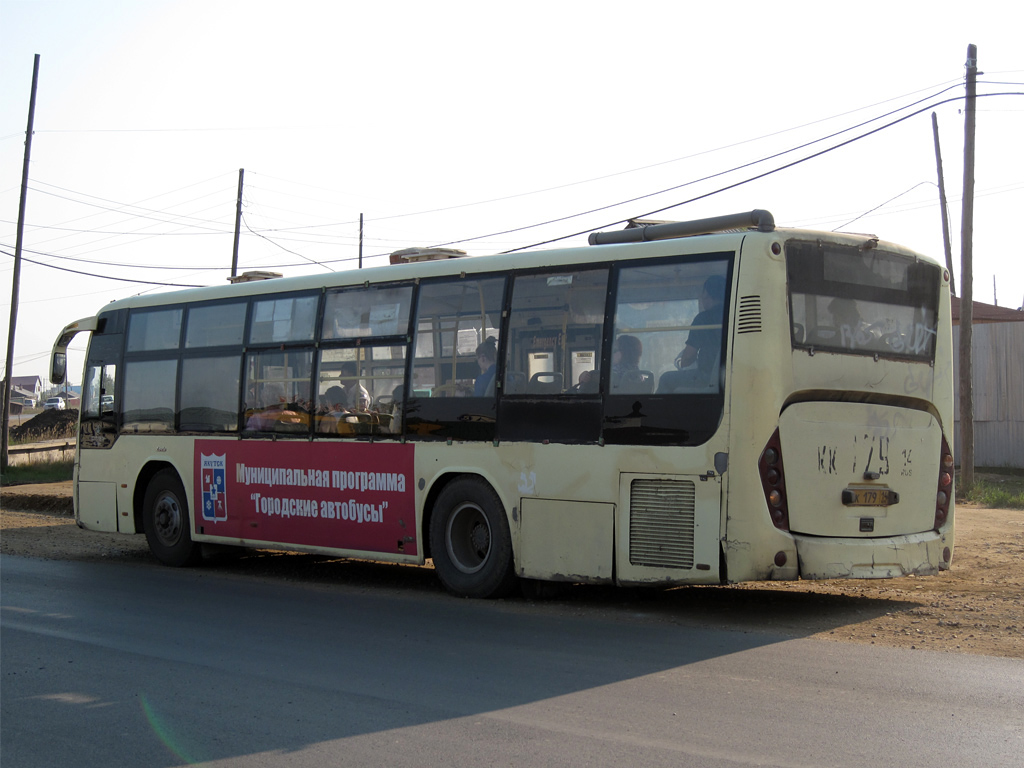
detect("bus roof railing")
[588,209,775,246]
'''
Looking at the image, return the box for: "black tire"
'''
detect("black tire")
[143,469,201,567]
[429,477,517,599]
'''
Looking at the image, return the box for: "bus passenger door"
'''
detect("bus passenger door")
[615,472,721,585]
[77,327,124,533]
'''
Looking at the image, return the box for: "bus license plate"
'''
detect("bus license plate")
[841,488,900,507]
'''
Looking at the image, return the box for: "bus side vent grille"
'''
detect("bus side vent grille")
[629,479,695,569]
[737,295,762,334]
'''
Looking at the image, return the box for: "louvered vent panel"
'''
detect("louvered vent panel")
[737,295,762,334]
[629,479,695,569]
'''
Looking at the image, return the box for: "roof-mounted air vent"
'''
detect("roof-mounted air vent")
[589,210,775,246]
[390,247,468,264]
[227,271,283,284]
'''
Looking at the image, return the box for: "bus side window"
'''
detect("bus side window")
[504,268,609,397]
[612,261,729,396]
[180,355,241,432]
[315,346,405,438]
[123,359,177,433]
[406,276,506,441]
[243,350,314,434]
[411,277,505,400]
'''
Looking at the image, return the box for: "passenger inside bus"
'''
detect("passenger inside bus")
[474,337,497,396]
[610,334,649,392]
[571,368,600,393]
[246,382,301,431]
[338,361,370,411]
[827,296,865,349]
[658,275,725,393]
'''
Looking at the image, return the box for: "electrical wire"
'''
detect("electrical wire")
[250,78,967,233]
[0,248,204,287]
[497,90,1024,253]
[832,182,938,231]
[240,211,335,272]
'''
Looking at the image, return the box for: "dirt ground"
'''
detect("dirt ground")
[1,482,1021,659]
[8,409,79,442]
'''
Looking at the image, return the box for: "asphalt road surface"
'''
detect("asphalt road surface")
[2,554,1022,768]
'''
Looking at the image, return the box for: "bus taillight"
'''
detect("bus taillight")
[935,437,954,530]
[759,429,789,531]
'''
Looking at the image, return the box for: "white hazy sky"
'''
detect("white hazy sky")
[3,0,1023,385]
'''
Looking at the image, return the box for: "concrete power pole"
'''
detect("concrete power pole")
[231,168,244,278]
[931,112,956,296]
[2,54,40,471]
[959,44,978,488]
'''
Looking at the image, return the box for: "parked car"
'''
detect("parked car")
[43,397,66,411]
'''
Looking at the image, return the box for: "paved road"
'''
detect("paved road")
[2,554,1022,767]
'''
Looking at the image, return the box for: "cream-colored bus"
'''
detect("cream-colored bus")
[51,210,955,598]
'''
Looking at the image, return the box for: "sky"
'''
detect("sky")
[3,0,1023,387]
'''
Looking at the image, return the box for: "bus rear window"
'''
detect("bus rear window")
[787,241,940,362]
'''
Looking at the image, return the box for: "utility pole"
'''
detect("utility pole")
[931,112,956,296]
[231,168,244,278]
[358,213,364,269]
[959,44,978,488]
[2,54,40,471]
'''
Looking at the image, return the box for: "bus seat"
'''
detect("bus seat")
[527,371,562,394]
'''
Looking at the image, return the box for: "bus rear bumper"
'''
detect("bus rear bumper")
[792,529,952,580]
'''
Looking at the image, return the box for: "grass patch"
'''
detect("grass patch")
[956,468,1024,510]
[1,456,74,486]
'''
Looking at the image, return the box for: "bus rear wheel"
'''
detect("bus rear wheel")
[430,477,517,599]
[143,469,201,567]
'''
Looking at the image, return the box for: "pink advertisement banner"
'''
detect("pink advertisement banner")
[194,440,417,556]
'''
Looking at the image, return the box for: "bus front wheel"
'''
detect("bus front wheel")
[143,469,201,567]
[429,477,517,599]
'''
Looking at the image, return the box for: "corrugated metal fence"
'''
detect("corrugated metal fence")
[952,321,1024,468]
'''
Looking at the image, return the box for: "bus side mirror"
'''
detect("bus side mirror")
[50,352,67,385]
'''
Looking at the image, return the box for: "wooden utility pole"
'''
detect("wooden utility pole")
[2,54,40,471]
[231,168,244,277]
[959,44,978,488]
[931,112,956,296]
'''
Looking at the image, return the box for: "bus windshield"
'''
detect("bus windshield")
[787,240,940,362]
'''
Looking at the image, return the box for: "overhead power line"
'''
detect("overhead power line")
[0,248,204,288]
[497,90,1024,253]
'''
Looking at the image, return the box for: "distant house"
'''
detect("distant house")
[9,375,42,401]
[10,386,37,407]
[951,298,1024,468]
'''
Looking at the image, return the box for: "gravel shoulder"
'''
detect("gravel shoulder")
[2,481,1021,658]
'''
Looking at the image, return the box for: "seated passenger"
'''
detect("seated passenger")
[338,361,370,411]
[673,275,724,376]
[474,337,497,397]
[659,275,725,393]
[571,368,600,393]
[610,334,643,391]
[246,382,298,431]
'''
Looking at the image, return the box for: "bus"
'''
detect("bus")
[50,209,955,598]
